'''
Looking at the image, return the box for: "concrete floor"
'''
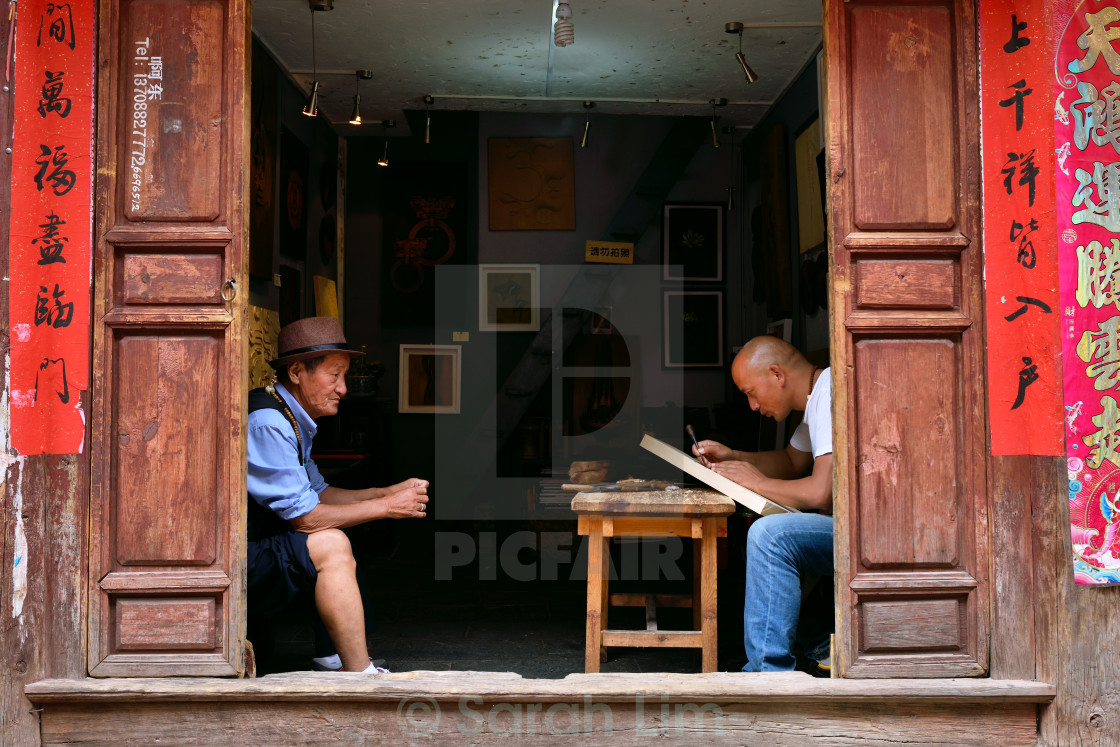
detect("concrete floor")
[255,520,755,677]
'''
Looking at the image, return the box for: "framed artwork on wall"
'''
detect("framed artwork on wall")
[488,138,576,230]
[662,290,724,368]
[398,344,461,414]
[478,264,540,332]
[662,203,723,282]
[278,127,309,261]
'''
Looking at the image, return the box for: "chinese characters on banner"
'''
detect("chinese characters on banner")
[979,0,1064,456]
[1055,3,1120,584]
[8,0,94,453]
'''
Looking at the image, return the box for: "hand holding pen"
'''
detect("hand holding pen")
[686,424,711,467]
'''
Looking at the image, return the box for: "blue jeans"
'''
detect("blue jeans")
[742,512,835,672]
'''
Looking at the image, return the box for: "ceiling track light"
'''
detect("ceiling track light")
[555,1,574,47]
[710,97,727,149]
[349,70,373,125]
[580,101,594,148]
[423,94,434,144]
[302,7,324,116]
[725,21,759,84]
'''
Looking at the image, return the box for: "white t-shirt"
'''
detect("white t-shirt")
[788,367,832,459]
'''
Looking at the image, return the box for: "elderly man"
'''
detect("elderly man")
[248,316,429,674]
[692,335,833,673]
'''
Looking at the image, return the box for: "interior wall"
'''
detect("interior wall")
[345,112,744,413]
[740,54,827,358]
[248,38,340,316]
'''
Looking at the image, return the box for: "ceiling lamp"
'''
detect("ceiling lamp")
[580,101,594,148]
[302,7,323,116]
[349,70,373,125]
[555,2,574,47]
[377,119,395,167]
[725,21,759,84]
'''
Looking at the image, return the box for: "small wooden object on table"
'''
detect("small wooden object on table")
[572,488,735,673]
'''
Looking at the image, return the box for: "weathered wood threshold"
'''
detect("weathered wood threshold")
[27,673,1055,745]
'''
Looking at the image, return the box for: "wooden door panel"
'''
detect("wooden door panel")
[852,259,958,310]
[120,0,224,222]
[854,337,961,568]
[850,6,956,230]
[113,333,221,567]
[114,597,219,650]
[859,596,965,651]
[829,0,988,677]
[90,0,245,676]
[119,251,225,305]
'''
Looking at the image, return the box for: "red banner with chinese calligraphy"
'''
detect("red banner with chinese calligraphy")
[1055,2,1120,584]
[980,0,1063,456]
[8,0,94,454]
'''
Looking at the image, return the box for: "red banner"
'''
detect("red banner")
[980,0,1064,456]
[1055,2,1120,584]
[8,0,94,454]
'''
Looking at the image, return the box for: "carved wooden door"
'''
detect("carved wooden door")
[88,0,247,676]
[826,0,990,676]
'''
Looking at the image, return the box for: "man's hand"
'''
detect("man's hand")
[710,459,767,491]
[381,483,429,519]
[383,477,428,495]
[293,479,430,531]
[693,439,736,463]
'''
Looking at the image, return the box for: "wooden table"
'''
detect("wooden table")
[572,488,736,673]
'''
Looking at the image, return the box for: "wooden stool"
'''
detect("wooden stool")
[572,488,735,673]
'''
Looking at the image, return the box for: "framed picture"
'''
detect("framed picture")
[663,290,724,368]
[398,344,461,414]
[662,203,723,282]
[478,264,540,332]
[590,305,613,335]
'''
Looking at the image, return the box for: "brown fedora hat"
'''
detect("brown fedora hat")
[269,316,364,369]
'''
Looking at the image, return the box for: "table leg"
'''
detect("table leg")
[700,517,718,673]
[600,535,610,663]
[692,538,702,631]
[585,520,604,673]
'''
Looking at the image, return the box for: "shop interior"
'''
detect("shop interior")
[247,0,829,676]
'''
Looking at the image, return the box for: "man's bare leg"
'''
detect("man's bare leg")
[305,528,369,672]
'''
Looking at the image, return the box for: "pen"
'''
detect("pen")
[685,424,710,467]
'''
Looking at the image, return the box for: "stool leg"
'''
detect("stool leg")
[585,523,604,673]
[701,517,718,673]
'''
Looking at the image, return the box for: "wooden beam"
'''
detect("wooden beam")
[35,700,1042,745]
[25,673,1056,705]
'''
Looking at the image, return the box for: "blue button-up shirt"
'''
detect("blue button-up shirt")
[247,382,328,520]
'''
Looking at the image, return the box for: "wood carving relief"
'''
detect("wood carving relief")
[248,304,280,389]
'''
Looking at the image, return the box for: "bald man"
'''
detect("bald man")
[692,335,833,673]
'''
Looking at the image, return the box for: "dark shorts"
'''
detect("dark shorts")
[247,531,319,618]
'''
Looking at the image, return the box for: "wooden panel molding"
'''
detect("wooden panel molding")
[850,5,956,231]
[119,251,225,305]
[853,259,958,310]
[860,596,965,652]
[119,0,225,222]
[114,597,218,650]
